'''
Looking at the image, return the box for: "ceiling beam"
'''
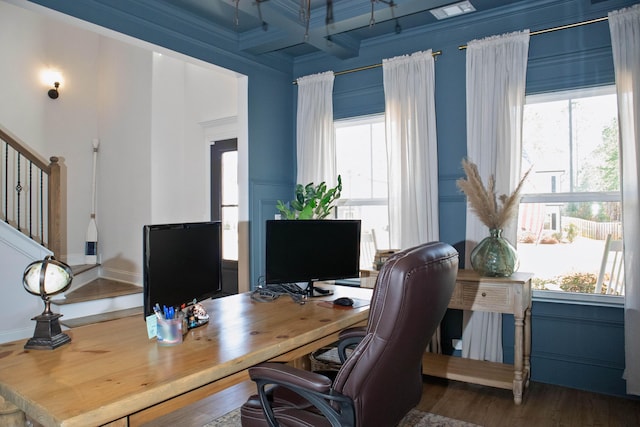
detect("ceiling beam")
[321,0,454,34]
[236,0,456,58]
[234,0,360,59]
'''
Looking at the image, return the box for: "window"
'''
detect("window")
[211,139,238,261]
[335,115,389,271]
[517,86,623,298]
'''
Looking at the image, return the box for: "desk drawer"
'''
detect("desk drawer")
[449,281,513,313]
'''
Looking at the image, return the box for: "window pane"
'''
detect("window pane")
[221,150,238,261]
[222,151,238,205]
[335,115,389,271]
[519,87,623,297]
[522,91,620,194]
[336,120,387,199]
[337,205,390,270]
[517,202,623,295]
[222,206,238,261]
[370,122,387,198]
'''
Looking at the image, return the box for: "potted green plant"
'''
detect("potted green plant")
[276,175,342,219]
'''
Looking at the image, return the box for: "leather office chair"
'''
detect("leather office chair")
[241,241,459,427]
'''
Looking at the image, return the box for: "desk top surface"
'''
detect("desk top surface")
[0,286,372,427]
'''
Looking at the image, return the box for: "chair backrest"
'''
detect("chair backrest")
[333,242,458,427]
[596,234,625,295]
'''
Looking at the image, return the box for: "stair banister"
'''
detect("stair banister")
[0,125,63,257]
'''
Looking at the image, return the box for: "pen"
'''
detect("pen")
[153,304,163,320]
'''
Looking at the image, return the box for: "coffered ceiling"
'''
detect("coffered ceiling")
[152,0,521,60]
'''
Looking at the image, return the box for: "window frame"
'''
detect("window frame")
[334,113,389,269]
[334,114,387,214]
[520,85,623,306]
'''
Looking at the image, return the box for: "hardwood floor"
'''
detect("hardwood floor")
[145,376,640,427]
[417,376,640,427]
[139,380,254,427]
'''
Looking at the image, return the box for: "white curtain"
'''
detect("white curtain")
[296,71,336,187]
[382,50,439,249]
[609,4,640,396]
[383,50,440,351]
[463,31,530,362]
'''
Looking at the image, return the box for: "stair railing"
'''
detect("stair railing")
[0,126,62,257]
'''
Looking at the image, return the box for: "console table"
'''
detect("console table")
[421,270,533,404]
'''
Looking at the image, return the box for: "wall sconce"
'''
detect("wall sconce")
[41,69,63,100]
[48,82,60,99]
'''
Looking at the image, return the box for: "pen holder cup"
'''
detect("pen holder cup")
[157,317,184,346]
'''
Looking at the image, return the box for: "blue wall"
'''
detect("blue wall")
[528,301,626,395]
[28,0,637,398]
[292,0,636,398]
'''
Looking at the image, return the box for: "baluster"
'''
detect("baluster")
[40,169,44,245]
[4,142,7,223]
[29,161,33,238]
[16,152,22,231]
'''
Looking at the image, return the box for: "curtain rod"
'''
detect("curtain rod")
[458,16,609,50]
[292,50,442,85]
[293,16,608,84]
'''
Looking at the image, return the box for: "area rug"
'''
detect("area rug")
[203,407,482,426]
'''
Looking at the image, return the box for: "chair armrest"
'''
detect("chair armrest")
[338,326,366,341]
[337,327,366,362]
[249,362,355,427]
[249,362,332,393]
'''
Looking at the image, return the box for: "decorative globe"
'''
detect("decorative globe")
[23,258,72,296]
[22,256,73,350]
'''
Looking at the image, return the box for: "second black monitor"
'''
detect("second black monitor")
[265,219,361,296]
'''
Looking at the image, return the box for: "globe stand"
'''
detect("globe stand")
[22,256,74,351]
[24,299,71,350]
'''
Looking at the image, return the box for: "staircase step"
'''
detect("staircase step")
[53,278,142,305]
[70,263,100,276]
[60,307,143,328]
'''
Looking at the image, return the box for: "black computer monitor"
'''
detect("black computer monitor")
[143,221,222,318]
[265,219,361,297]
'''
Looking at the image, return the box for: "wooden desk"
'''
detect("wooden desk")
[421,270,533,404]
[0,286,372,427]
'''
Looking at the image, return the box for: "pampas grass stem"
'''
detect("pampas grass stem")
[457,159,531,230]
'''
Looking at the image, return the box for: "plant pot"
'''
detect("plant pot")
[470,228,519,277]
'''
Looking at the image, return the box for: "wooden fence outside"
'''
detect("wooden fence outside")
[562,216,622,240]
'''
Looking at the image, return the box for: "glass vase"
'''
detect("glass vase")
[470,228,519,277]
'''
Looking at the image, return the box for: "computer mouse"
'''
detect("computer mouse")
[333,297,354,307]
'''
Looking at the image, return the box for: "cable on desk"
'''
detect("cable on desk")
[251,278,307,305]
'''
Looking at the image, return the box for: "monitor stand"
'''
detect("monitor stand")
[306,281,333,298]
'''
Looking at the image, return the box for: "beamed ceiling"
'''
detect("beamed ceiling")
[152,0,522,60]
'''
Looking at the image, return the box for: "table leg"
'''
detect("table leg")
[513,312,525,405]
[524,306,532,388]
[0,397,26,427]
